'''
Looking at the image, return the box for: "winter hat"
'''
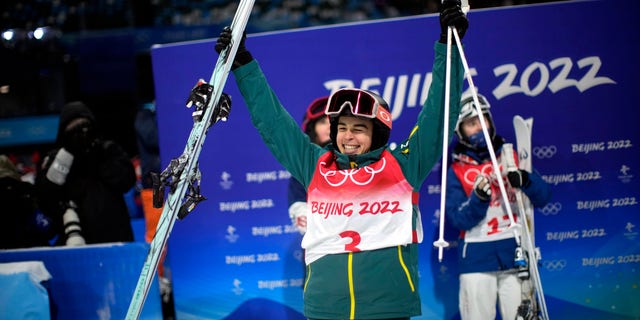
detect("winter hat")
[56,101,96,144]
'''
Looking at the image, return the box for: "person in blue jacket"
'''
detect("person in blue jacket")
[445,92,552,320]
[213,1,468,318]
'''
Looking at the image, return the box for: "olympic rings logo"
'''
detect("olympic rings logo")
[540,202,562,215]
[543,259,567,271]
[533,145,557,159]
[462,163,498,185]
[318,157,386,187]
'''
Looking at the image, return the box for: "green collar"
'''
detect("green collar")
[329,144,386,170]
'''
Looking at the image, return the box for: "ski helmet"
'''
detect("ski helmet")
[301,96,329,141]
[326,88,392,151]
[455,92,495,148]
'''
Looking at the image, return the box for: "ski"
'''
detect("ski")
[511,115,550,320]
[502,142,548,320]
[125,1,255,319]
[514,116,535,242]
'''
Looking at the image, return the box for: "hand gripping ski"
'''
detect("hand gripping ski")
[125,1,255,318]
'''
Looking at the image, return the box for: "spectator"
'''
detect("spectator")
[0,154,54,249]
[35,101,136,245]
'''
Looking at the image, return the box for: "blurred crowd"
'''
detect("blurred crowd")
[1,0,566,33]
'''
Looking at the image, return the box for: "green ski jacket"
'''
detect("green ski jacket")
[232,41,463,319]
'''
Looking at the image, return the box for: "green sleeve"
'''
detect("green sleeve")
[392,42,465,189]
[232,60,323,187]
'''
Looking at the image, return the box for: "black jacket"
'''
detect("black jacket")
[0,171,54,249]
[36,102,136,245]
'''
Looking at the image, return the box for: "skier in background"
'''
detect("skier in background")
[445,92,552,320]
[213,0,469,318]
[287,96,330,234]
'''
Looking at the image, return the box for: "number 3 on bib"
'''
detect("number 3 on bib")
[340,230,362,252]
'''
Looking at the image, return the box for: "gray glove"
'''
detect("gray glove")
[473,174,492,201]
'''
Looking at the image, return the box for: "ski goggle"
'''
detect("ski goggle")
[325,88,392,129]
[301,96,328,132]
[459,93,491,121]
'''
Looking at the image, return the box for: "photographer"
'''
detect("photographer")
[36,101,136,245]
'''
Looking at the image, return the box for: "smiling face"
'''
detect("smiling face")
[335,116,373,155]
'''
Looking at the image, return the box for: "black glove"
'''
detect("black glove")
[508,169,530,188]
[439,0,469,44]
[215,26,253,70]
[186,79,232,125]
[186,79,213,110]
[186,79,213,123]
[473,174,492,202]
[213,93,232,123]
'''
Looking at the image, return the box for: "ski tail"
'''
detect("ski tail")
[514,116,533,172]
[125,1,256,319]
[514,116,535,243]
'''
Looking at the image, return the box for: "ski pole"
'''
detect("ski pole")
[434,25,454,262]
[451,27,522,242]
[433,0,470,262]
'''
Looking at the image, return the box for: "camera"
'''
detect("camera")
[62,201,85,246]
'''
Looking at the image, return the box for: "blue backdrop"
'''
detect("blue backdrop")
[150,0,640,319]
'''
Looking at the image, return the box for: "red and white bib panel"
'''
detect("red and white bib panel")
[451,152,519,243]
[302,150,418,264]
